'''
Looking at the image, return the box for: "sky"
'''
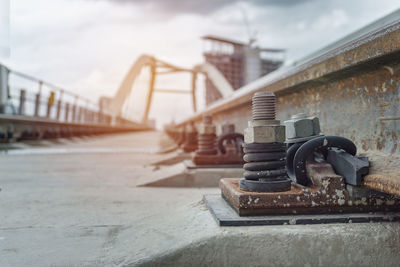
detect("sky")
[0,0,9,56]
[1,0,400,125]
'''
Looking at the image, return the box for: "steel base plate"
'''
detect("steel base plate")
[203,194,400,226]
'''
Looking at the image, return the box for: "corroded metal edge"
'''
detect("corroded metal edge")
[220,162,400,216]
[204,194,400,226]
[221,178,400,216]
[364,174,400,198]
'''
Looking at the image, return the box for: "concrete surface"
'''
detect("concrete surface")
[0,131,399,266]
[148,150,191,166]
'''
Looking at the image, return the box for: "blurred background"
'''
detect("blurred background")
[1,0,399,127]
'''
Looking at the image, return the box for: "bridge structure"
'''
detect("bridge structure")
[0,51,236,141]
[1,8,400,267]
[0,64,152,141]
[107,54,235,124]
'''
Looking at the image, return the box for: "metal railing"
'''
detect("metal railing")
[0,64,149,141]
[4,67,113,125]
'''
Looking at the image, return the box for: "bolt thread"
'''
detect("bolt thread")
[252,92,276,120]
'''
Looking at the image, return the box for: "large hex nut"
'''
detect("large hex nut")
[284,116,320,139]
[198,124,216,134]
[244,125,285,143]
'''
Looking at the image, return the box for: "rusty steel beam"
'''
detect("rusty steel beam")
[178,19,400,128]
[361,152,400,197]
[364,175,400,198]
[174,15,400,196]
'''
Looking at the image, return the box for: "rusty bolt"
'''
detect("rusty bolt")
[244,92,285,144]
[240,92,290,192]
[284,113,320,142]
[198,115,216,135]
[195,115,218,155]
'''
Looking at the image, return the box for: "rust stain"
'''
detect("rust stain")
[221,162,400,216]
[278,63,400,154]
[364,174,400,198]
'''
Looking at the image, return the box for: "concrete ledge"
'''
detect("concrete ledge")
[137,162,243,187]
[134,219,400,267]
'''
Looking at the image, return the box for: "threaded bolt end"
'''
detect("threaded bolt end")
[252,92,276,121]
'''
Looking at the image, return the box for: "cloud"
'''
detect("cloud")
[94,0,315,16]
[0,0,9,59]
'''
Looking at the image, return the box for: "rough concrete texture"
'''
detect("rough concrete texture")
[149,150,191,166]
[0,131,399,266]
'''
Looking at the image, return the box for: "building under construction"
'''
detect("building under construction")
[202,35,285,105]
